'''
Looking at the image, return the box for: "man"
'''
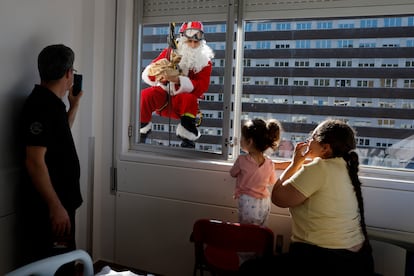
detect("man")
[140,21,214,148]
[20,44,83,273]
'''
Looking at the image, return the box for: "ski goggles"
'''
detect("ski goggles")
[182,29,204,41]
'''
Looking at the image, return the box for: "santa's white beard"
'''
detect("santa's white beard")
[177,40,213,75]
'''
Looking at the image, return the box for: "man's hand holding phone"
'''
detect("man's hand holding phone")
[72,74,83,96]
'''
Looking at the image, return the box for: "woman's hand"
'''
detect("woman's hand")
[292,141,309,165]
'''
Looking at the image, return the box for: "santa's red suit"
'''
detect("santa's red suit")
[140,41,213,143]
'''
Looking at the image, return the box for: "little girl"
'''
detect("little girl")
[230,118,282,226]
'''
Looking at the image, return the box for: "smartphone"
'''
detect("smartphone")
[73,73,83,96]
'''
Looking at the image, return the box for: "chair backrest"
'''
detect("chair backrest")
[6,249,94,276]
[191,219,274,274]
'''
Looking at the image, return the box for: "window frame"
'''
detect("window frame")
[129,1,235,160]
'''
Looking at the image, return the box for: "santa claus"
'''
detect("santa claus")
[140,21,214,148]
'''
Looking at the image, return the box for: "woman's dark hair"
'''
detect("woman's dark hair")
[314,119,371,249]
[241,118,282,152]
[38,44,74,81]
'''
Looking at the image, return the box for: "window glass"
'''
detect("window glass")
[136,22,228,155]
[242,16,414,169]
[133,14,414,170]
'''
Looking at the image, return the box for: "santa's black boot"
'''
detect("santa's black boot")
[176,116,200,148]
[140,122,152,144]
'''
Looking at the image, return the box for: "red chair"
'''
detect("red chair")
[190,219,274,276]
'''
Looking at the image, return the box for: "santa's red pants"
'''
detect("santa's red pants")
[140,86,199,123]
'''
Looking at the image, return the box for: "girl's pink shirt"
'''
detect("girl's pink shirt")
[230,154,277,199]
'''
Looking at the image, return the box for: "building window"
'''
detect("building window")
[336,60,352,67]
[317,21,332,29]
[256,41,271,49]
[359,42,376,48]
[314,79,330,86]
[296,22,312,30]
[404,79,414,88]
[360,19,378,28]
[293,80,309,86]
[358,59,375,67]
[315,61,331,67]
[335,79,351,87]
[294,60,310,67]
[276,23,291,30]
[257,23,272,31]
[337,40,354,48]
[274,77,288,86]
[296,40,311,48]
[382,79,397,88]
[274,60,289,67]
[384,17,402,27]
[315,40,332,48]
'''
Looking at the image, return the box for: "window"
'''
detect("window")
[274,60,289,67]
[296,22,311,30]
[356,80,373,87]
[338,22,355,29]
[358,59,375,67]
[381,59,398,67]
[384,17,402,27]
[335,79,351,87]
[315,60,331,67]
[132,5,414,169]
[337,40,354,48]
[256,41,271,49]
[294,60,310,67]
[359,42,376,48]
[257,23,271,31]
[317,21,332,29]
[296,40,311,48]
[382,79,397,88]
[315,40,332,48]
[274,77,288,86]
[360,19,378,28]
[404,79,414,88]
[356,99,373,107]
[336,60,352,67]
[314,79,330,87]
[135,21,228,155]
[240,16,414,169]
[276,23,291,30]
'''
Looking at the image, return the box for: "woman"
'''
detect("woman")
[241,119,374,276]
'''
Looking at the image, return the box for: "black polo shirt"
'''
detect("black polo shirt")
[22,85,82,211]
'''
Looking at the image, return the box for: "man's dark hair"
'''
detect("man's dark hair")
[37,44,74,81]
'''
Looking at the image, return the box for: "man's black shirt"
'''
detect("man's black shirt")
[22,84,82,210]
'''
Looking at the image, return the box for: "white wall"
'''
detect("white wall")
[0,0,116,273]
[112,155,414,276]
